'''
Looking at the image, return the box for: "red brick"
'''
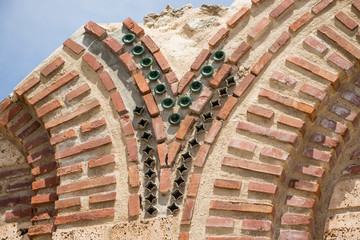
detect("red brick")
[133,72,150,95]
[252,0,267,5]
[89,192,116,204]
[50,129,76,146]
[310,132,338,149]
[28,224,53,237]
[178,71,195,94]
[210,63,232,88]
[126,138,138,163]
[0,168,28,179]
[259,88,316,121]
[208,27,230,48]
[31,193,57,205]
[41,57,64,77]
[190,89,213,115]
[15,77,40,96]
[312,0,334,14]
[66,83,91,102]
[251,52,272,76]
[286,195,315,209]
[178,232,189,240]
[303,147,332,163]
[237,120,298,145]
[103,35,124,55]
[9,113,32,133]
[0,98,11,115]
[277,114,305,133]
[99,71,116,92]
[128,164,140,188]
[354,0,360,11]
[228,138,256,153]
[279,230,310,240]
[248,182,277,195]
[18,121,40,140]
[140,35,159,53]
[57,176,116,194]
[157,142,167,167]
[28,70,79,105]
[0,104,22,125]
[181,199,195,225]
[289,179,319,194]
[217,96,237,120]
[318,24,360,60]
[119,52,138,73]
[269,0,294,19]
[119,114,134,137]
[190,49,211,71]
[6,208,32,220]
[84,21,106,39]
[81,117,106,133]
[24,134,48,152]
[143,93,160,117]
[153,51,171,73]
[57,163,83,176]
[300,83,327,101]
[304,35,328,54]
[214,178,241,190]
[206,217,235,228]
[152,116,166,143]
[63,38,85,55]
[32,176,59,190]
[110,91,127,115]
[27,146,53,164]
[289,12,314,32]
[159,168,171,193]
[32,161,57,177]
[167,141,181,166]
[268,31,291,54]
[319,118,347,136]
[55,197,80,210]
[187,173,201,197]
[204,120,222,144]
[222,156,284,178]
[281,213,312,226]
[165,72,179,95]
[7,180,32,192]
[242,219,272,231]
[260,146,289,161]
[342,164,360,176]
[176,115,195,141]
[123,17,144,36]
[248,18,271,40]
[342,90,360,107]
[82,53,103,72]
[55,135,111,160]
[0,196,31,208]
[295,164,325,178]
[36,100,62,118]
[129,194,140,217]
[247,104,274,119]
[210,200,273,214]
[233,74,256,97]
[88,155,115,168]
[328,52,353,71]
[192,143,210,167]
[229,41,251,65]
[55,208,114,226]
[31,210,55,222]
[227,6,250,28]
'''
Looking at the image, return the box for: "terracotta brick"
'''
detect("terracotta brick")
[190,49,211,71]
[259,88,316,121]
[103,35,124,55]
[81,117,106,133]
[204,120,222,144]
[206,217,235,228]
[7,180,32,192]
[0,196,31,208]
[88,155,115,168]
[50,129,76,146]
[55,197,80,210]
[319,118,347,136]
[157,143,167,167]
[251,52,272,76]
[167,141,181,166]
[277,114,305,133]
[248,104,274,119]
[31,193,58,205]
[318,24,360,60]
[187,173,201,197]
[18,121,40,140]
[217,96,237,120]
[28,70,79,105]
[178,71,195,94]
[279,230,310,240]
[342,90,360,107]
[36,100,62,118]
[295,164,325,178]
[89,192,116,204]
[342,164,360,176]
[140,35,159,53]
[189,89,213,115]
[99,71,116,92]
[286,195,315,209]
[133,72,150,95]
[233,73,256,97]
[24,134,48,152]
[300,83,327,102]
[126,138,138,163]
[57,162,83,176]
[165,72,179,95]
[210,200,273,214]
[55,208,114,226]
[0,104,22,125]
[281,213,312,226]
[208,27,230,48]
[178,232,189,240]
[6,208,32,220]
[260,146,289,162]
[222,156,284,178]
[272,72,296,88]
[210,64,232,88]
[119,52,138,73]
[55,135,111,160]
[312,0,334,14]
[27,146,53,164]
[289,179,319,194]
[176,115,195,141]
[82,53,103,72]
[84,21,106,39]
[181,199,195,225]
[303,147,332,163]
[242,219,272,231]
[120,114,134,137]
[328,52,353,71]
[304,35,328,54]
[110,91,127,115]
[63,38,85,55]
[248,182,277,195]
[0,168,29,180]
[0,98,11,115]
[190,142,209,167]
[32,176,59,190]
[66,83,90,102]
[31,210,55,222]
[9,113,32,133]
[228,138,256,153]
[153,51,171,73]
[237,120,298,145]
[248,18,271,40]
[28,224,53,237]
[229,41,251,65]
[123,17,144,36]
[15,77,40,96]
[309,133,338,149]
[268,31,291,54]
[143,93,160,117]
[32,161,57,177]
[227,6,250,28]
[128,164,140,188]
[57,176,116,194]
[129,194,140,217]
[269,0,294,19]
[252,0,266,5]
[159,168,171,193]
[152,116,166,143]
[214,178,241,190]
[354,0,360,12]
[289,12,314,32]
[41,57,64,77]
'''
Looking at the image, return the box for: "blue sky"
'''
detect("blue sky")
[0,0,233,100]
